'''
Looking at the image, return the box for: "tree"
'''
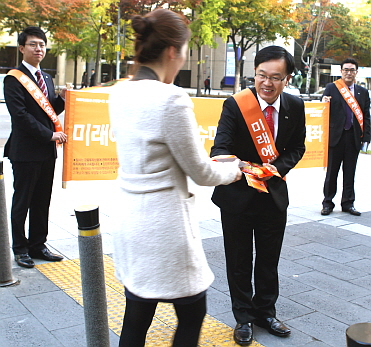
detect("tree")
[188,0,228,96]
[295,0,333,94]
[88,0,120,85]
[0,0,32,64]
[0,0,31,34]
[325,7,371,66]
[220,0,298,93]
[51,27,96,89]
[0,0,91,74]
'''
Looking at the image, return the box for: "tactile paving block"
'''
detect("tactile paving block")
[37,256,263,346]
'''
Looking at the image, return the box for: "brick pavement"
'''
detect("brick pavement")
[1,145,371,347]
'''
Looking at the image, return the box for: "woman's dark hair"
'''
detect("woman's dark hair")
[254,45,295,75]
[131,8,189,64]
[18,26,47,46]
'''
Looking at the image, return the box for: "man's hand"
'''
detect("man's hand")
[59,87,67,99]
[257,163,278,181]
[51,131,67,143]
[322,96,332,103]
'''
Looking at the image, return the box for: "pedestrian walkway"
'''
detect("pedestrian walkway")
[1,149,371,347]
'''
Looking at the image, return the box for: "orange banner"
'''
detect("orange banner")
[295,102,329,169]
[63,89,329,184]
[62,88,119,185]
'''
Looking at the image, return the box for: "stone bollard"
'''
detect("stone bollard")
[75,205,110,347]
[346,323,371,347]
[0,161,19,287]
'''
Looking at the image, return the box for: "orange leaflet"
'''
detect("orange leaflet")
[240,162,281,179]
[212,155,282,193]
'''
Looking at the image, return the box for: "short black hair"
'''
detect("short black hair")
[18,26,47,46]
[341,58,358,70]
[254,45,295,75]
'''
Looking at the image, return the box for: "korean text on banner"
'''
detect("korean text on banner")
[62,89,119,186]
[63,92,329,185]
[295,102,329,169]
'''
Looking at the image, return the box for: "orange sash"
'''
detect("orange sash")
[233,88,279,163]
[334,79,363,133]
[7,69,63,133]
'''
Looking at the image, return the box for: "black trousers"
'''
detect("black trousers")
[11,158,55,255]
[221,193,287,324]
[323,128,360,209]
[119,295,206,347]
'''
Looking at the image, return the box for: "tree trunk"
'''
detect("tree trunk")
[305,64,312,95]
[234,52,241,94]
[94,32,102,86]
[314,63,319,92]
[196,46,202,97]
[73,53,78,89]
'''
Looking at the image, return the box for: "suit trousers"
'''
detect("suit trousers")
[11,158,55,254]
[323,128,360,209]
[221,192,287,324]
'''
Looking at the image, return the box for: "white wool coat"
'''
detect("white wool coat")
[109,80,239,299]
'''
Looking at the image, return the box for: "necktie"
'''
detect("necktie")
[344,85,353,130]
[265,105,275,139]
[36,70,48,97]
[344,105,353,130]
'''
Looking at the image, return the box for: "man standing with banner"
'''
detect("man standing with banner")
[211,46,306,345]
[3,27,67,268]
[321,58,370,217]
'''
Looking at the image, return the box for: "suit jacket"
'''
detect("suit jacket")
[211,88,306,213]
[3,63,65,161]
[323,82,371,148]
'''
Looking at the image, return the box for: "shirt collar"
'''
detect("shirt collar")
[257,93,281,113]
[22,60,40,77]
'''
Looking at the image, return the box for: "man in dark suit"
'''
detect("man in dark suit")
[321,58,370,217]
[4,27,67,268]
[211,46,306,345]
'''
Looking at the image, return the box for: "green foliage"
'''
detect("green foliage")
[188,0,229,49]
[219,0,298,92]
[0,0,31,34]
[324,5,371,66]
[303,77,315,87]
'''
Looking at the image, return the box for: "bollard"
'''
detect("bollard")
[0,161,19,287]
[75,205,110,347]
[346,323,371,347]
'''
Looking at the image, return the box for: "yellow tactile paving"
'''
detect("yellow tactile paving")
[36,256,264,347]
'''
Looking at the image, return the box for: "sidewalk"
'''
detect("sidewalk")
[1,146,371,347]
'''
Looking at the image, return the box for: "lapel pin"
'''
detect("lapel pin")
[285,116,288,119]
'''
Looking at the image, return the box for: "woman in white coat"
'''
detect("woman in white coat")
[109,8,242,347]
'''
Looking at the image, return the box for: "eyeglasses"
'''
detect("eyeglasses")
[24,42,46,49]
[341,69,357,74]
[255,73,287,83]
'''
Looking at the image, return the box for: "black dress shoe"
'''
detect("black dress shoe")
[29,248,63,261]
[321,207,333,215]
[342,207,361,216]
[15,254,35,268]
[254,317,291,337]
[233,323,253,346]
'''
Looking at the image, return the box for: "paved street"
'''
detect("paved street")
[1,100,371,346]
